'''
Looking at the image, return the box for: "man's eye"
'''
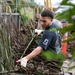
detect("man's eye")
[40,20,47,22]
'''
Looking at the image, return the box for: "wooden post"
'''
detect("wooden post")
[44,0,53,11]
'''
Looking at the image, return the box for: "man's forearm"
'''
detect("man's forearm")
[25,46,43,61]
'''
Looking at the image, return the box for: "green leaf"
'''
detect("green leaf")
[41,50,65,61]
[61,0,69,5]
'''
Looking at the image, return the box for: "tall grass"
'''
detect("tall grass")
[0,15,15,75]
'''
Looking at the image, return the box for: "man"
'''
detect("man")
[16,10,61,67]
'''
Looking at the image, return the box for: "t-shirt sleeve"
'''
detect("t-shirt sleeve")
[38,30,52,50]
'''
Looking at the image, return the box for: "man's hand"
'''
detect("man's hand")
[16,57,28,67]
[35,29,43,35]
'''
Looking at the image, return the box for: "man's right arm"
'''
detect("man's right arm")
[25,46,43,60]
[16,46,43,67]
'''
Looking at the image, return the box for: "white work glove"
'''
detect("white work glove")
[35,29,43,35]
[16,57,28,67]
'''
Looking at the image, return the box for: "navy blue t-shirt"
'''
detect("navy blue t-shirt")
[38,23,58,53]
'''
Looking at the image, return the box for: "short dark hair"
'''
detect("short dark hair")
[41,10,54,19]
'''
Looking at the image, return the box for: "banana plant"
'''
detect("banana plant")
[55,0,75,61]
[56,0,75,39]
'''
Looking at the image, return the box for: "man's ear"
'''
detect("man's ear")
[51,19,53,22]
[49,18,53,22]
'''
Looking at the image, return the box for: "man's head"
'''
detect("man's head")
[40,10,54,29]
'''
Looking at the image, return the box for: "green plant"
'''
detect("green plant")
[0,18,14,75]
[56,0,75,44]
